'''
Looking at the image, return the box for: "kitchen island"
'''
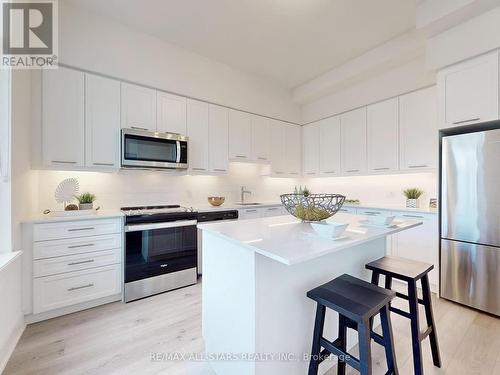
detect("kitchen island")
[198,213,421,375]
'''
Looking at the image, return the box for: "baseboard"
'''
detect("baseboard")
[25,293,122,324]
[0,316,26,373]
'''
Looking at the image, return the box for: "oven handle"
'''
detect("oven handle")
[125,220,197,232]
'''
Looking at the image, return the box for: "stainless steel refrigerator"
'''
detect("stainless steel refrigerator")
[441,128,500,316]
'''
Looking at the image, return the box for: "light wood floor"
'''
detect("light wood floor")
[5,281,500,375]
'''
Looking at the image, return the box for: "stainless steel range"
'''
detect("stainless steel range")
[121,205,198,302]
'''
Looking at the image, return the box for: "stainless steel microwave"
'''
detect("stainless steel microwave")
[121,128,188,170]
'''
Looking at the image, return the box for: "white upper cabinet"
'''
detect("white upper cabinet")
[438,51,498,129]
[341,107,367,175]
[42,67,85,168]
[208,104,229,173]
[251,115,270,162]
[399,86,438,170]
[302,123,320,176]
[269,119,286,176]
[187,99,209,172]
[367,98,399,173]
[285,125,301,176]
[85,74,121,169]
[120,83,156,131]
[319,116,341,176]
[228,110,252,160]
[156,92,187,135]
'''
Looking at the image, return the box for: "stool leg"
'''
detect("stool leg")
[380,305,398,375]
[369,272,380,330]
[309,304,326,375]
[421,274,441,368]
[337,315,347,375]
[408,281,423,375]
[358,321,372,375]
[385,275,392,289]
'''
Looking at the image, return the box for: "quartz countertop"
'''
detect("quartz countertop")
[198,213,421,265]
[23,209,124,224]
[193,201,437,214]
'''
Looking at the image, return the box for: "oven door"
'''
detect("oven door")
[121,128,188,169]
[125,220,197,283]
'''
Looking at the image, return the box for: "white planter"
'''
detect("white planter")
[79,203,93,210]
[406,199,419,209]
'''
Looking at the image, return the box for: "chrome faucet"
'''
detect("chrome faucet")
[240,186,252,204]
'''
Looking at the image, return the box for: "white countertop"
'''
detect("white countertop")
[194,200,437,214]
[198,213,422,265]
[23,209,124,224]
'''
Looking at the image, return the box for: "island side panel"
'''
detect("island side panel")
[202,231,256,375]
[254,237,386,375]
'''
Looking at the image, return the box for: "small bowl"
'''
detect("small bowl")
[366,215,395,226]
[208,197,225,207]
[311,221,349,239]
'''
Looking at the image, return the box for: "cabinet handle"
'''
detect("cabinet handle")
[68,259,95,266]
[408,165,428,169]
[235,155,247,158]
[213,168,226,172]
[192,167,206,171]
[52,160,77,164]
[267,207,279,211]
[452,117,480,125]
[373,167,390,171]
[245,209,258,212]
[402,214,424,219]
[346,169,359,173]
[289,172,299,175]
[68,283,94,291]
[68,243,95,249]
[274,171,284,175]
[68,227,95,232]
[323,171,336,174]
[93,162,114,166]
[306,172,316,175]
[257,157,268,160]
[363,211,381,215]
[131,126,149,131]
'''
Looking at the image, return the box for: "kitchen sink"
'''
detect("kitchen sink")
[235,203,262,206]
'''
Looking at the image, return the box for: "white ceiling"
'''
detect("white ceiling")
[66,0,416,88]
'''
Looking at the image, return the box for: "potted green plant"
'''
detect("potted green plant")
[75,192,97,210]
[403,188,423,208]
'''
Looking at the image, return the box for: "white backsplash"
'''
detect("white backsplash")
[37,164,437,212]
[37,163,300,211]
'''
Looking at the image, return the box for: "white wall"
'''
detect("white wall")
[58,2,300,123]
[11,71,37,251]
[36,164,300,211]
[301,56,436,124]
[303,173,438,209]
[0,70,12,253]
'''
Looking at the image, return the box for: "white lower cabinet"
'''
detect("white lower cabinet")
[238,208,262,220]
[238,205,287,220]
[261,206,286,217]
[390,211,439,288]
[28,217,123,318]
[33,265,121,314]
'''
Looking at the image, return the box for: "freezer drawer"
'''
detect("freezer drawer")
[441,239,500,316]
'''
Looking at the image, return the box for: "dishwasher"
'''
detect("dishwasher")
[197,210,239,275]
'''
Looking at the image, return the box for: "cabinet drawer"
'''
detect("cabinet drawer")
[34,248,121,278]
[33,233,122,260]
[339,207,357,214]
[358,209,389,216]
[33,264,121,314]
[261,206,283,217]
[33,218,122,242]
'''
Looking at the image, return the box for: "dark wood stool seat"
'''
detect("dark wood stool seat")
[307,274,399,375]
[366,256,441,375]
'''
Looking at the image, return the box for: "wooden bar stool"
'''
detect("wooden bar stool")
[307,274,399,375]
[366,256,441,375]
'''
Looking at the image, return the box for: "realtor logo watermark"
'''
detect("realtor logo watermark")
[1,0,58,69]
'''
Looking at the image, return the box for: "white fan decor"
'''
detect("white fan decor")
[54,178,79,208]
